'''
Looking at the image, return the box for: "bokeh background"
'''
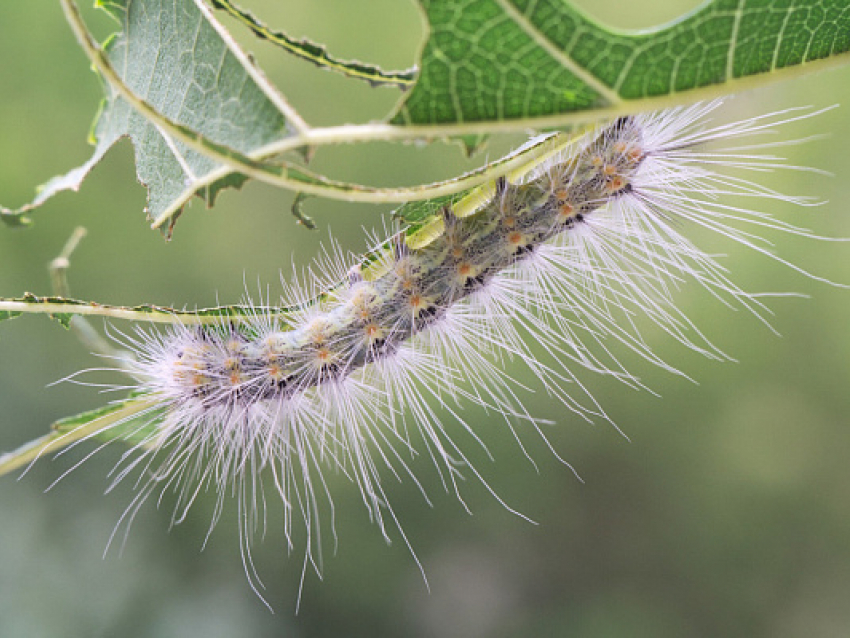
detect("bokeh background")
[1,1,850,636]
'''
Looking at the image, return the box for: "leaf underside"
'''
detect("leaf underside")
[0,395,163,477]
[0,293,277,326]
[2,0,291,234]
[52,396,162,448]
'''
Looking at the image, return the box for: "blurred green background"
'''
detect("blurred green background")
[2,1,850,636]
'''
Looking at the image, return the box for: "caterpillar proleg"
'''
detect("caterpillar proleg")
[3,100,840,607]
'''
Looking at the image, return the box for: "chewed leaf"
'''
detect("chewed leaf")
[52,396,163,448]
[392,0,850,125]
[2,0,296,234]
[211,0,417,89]
[0,395,163,477]
[0,293,283,325]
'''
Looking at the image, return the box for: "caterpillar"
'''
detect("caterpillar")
[4,100,837,607]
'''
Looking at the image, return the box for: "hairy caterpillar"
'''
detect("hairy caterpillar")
[3,100,838,607]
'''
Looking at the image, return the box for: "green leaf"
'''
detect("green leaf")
[0,395,162,477]
[3,0,298,235]
[0,292,283,325]
[7,0,843,232]
[0,210,32,228]
[210,0,418,89]
[391,0,850,125]
[393,194,462,227]
[50,313,75,329]
[11,0,568,233]
[1,294,95,328]
[52,395,162,448]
